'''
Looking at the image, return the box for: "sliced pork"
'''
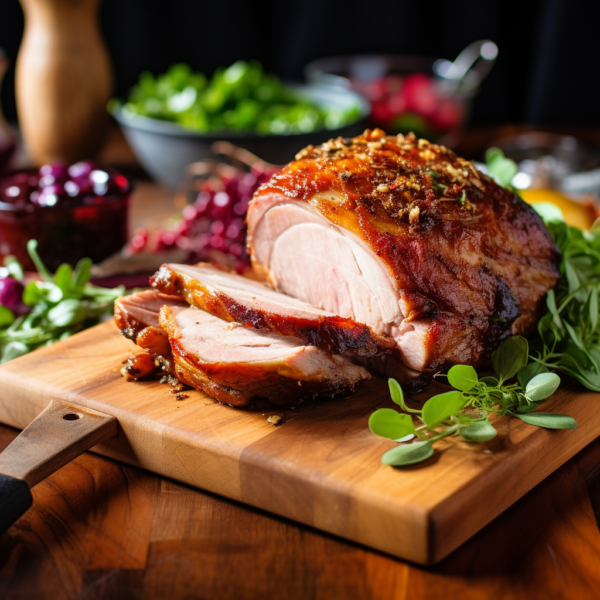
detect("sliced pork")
[114,290,189,376]
[114,290,370,406]
[114,290,187,340]
[150,262,395,357]
[247,129,560,375]
[159,304,370,407]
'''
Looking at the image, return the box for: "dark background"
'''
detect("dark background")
[0,0,598,127]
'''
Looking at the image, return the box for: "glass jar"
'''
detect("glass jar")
[0,165,131,271]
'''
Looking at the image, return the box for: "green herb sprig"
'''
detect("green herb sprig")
[485,147,521,196]
[0,240,125,363]
[484,147,600,392]
[369,336,577,467]
[528,219,600,390]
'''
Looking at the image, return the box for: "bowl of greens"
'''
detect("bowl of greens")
[110,61,369,190]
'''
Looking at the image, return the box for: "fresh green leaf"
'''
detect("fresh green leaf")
[3,256,24,281]
[512,412,578,430]
[516,403,539,414]
[54,264,74,295]
[564,260,581,296]
[525,373,561,402]
[492,336,529,384]
[23,281,62,306]
[73,258,92,291]
[381,441,434,466]
[485,147,518,188]
[532,202,565,223]
[518,361,548,389]
[0,306,15,328]
[479,376,499,387]
[422,391,467,428]
[388,378,404,407]
[368,409,415,440]
[47,300,85,327]
[388,378,421,413]
[563,321,584,350]
[1,341,29,363]
[589,287,598,333]
[26,240,53,281]
[447,365,478,392]
[459,420,497,442]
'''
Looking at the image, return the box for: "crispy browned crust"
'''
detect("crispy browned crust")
[249,129,561,370]
[150,263,395,358]
[114,293,182,374]
[159,305,367,408]
[114,299,147,341]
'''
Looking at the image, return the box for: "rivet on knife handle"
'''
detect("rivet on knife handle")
[0,399,117,534]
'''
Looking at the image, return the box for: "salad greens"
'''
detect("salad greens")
[112,60,362,135]
[369,337,577,467]
[0,240,125,363]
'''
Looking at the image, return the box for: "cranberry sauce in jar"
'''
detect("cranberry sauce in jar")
[0,161,131,271]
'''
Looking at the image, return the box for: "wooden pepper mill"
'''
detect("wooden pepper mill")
[16,0,112,165]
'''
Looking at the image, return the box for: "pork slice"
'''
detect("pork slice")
[114,290,188,339]
[150,262,395,358]
[159,304,370,407]
[114,290,189,374]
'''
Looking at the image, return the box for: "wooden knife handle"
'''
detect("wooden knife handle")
[0,399,117,534]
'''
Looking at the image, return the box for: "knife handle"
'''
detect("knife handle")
[0,399,117,534]
[0,474,32,533]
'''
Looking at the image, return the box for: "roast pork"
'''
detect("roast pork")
[115,290,370,406]
[247,129,560,377]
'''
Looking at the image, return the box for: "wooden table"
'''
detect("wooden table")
[2,126,600,599]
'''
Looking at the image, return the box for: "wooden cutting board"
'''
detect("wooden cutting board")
[0,320,598,565]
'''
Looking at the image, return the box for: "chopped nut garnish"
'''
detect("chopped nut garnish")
[376,184,389,192]
[267,414,283,426]
[409,206,420,224]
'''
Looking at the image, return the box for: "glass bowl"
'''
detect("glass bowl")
[305,45,496,147]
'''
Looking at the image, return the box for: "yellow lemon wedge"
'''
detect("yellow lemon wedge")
[520,188,598,230]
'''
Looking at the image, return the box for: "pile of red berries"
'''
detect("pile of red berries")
[130,162,279,272]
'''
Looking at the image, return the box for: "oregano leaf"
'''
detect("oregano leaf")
[525,373,561,402]
[422,391,466,428]
[511,412,578,429]
[459,420,497,443]
[447,365,478,392]
[381,441,434,466]
[368,409,415,440]
[492,336,528,383]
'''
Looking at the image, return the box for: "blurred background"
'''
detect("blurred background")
[1,0,598,126]
[0,0,599,282]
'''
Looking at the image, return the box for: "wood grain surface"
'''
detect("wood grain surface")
[2,125,600,597]
[1,423,600,600]
[0,320,599,566]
